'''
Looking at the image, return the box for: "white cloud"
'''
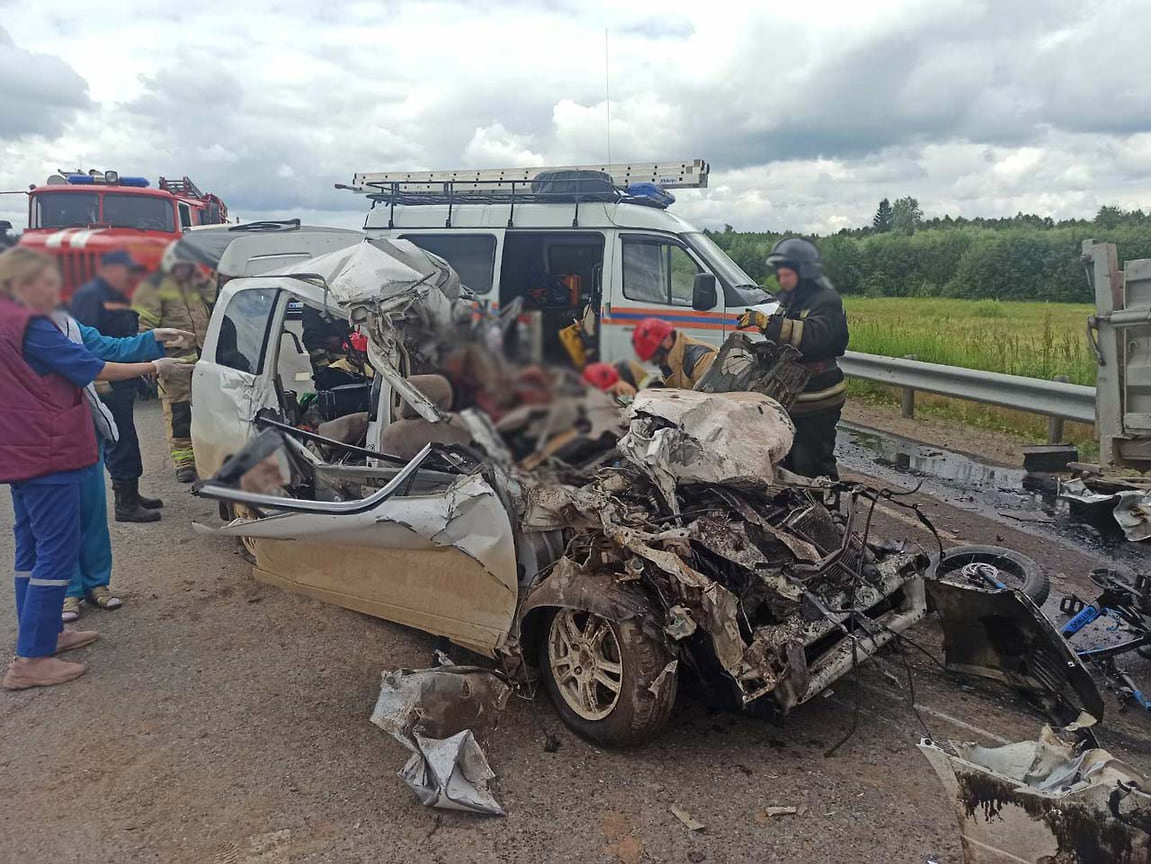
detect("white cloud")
[463,124,543,167]
[2,0,1151,234]
[0,26,89,139]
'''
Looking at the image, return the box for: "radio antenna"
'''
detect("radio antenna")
[604,28,612,169]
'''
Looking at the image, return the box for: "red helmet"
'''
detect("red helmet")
[582,362,620,391]
[346,331,368,353]
[632,318,674,361]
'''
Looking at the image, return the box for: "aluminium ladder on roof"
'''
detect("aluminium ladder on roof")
[158,176,206,200]
[344,159,709,193]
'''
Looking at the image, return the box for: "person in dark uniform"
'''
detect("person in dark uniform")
[70,251,163,521]
[738,238,849,479]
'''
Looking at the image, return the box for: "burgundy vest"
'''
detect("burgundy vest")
[0,297,98,483]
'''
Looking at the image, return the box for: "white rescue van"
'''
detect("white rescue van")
[345,160,777,368]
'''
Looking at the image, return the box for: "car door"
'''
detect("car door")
[190,282,282,478]
[601,233,725,366]
[193,436,518,657]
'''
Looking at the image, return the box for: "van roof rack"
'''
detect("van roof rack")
[341,160,708,193]
[337,160,708,228]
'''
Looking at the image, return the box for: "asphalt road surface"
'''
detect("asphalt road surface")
[2,402,1147,863]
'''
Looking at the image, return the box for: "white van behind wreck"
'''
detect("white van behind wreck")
[189,235,933,746]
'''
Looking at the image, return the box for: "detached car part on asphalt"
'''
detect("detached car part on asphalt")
[919,718,1151,863]
[1060,477,1151,543]
[926,578,1104,723]
[369,665,510,816]
[933,545,1051,607]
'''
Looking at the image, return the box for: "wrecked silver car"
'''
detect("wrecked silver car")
[191,238,932,746]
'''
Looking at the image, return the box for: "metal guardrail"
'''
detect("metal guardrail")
[839,351,1097,425]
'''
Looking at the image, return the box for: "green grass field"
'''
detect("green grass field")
[841,297,1098,452]
[844,297,1097,385]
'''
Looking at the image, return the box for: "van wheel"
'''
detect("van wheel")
[540,608,677,747]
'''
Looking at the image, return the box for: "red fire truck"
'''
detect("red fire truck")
[18,169,229,298]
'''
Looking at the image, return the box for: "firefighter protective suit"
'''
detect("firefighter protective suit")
[740,239,849,479]
[133,271,214,478]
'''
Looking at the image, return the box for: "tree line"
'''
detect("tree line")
[707,203,1151,303]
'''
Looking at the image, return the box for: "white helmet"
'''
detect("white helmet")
[160,241,194,275]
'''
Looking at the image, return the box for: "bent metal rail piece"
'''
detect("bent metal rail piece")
[839,350,1097,425]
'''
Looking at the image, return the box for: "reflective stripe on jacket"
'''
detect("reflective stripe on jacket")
[764,277,848,415]
[132,274,214,358]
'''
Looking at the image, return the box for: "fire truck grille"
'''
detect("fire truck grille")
[57,250,99,294]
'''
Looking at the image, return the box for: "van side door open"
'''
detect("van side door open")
[498,231,606,365]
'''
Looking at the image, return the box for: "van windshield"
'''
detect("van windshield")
[682,232,771,305]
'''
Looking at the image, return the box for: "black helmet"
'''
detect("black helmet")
[766,237,822,280]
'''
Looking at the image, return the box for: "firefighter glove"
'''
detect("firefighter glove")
[737,309,772,331]
[151,356,182,376]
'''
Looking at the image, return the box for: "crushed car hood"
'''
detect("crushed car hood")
[618,390,795,510]
[292,238,463,308]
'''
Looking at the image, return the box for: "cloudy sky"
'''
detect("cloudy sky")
[3,0,1150,234]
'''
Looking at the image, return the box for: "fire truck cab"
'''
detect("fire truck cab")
[19,169,228,298]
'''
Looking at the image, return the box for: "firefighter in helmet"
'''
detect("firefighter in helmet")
[738,237,849,479]
[630,317,718,390]
[132,243,216,482]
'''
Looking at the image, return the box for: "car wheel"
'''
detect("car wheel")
[539,608,677,747]
[224,502,259,563]
[934,545,1050,606]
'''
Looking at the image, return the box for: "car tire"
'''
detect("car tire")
[221,502,259,564]
[934,544,1050,606]
[539,608,677,748]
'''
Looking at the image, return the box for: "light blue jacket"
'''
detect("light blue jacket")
[76,321,164,363]
[53,312,165,442]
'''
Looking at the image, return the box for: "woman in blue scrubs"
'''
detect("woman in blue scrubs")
[0,248,175,690]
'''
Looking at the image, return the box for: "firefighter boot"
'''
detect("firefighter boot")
[138,488,164,509]
[113,480,162,523]
[176,464,198,484]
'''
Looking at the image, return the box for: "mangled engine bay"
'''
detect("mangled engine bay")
[518,389,928,715]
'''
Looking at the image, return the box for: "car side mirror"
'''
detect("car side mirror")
[692,273,718,311]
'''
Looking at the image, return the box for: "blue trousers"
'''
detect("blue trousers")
[103,381,143,482]
[11,477,80,657]
[68,452,113,599]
